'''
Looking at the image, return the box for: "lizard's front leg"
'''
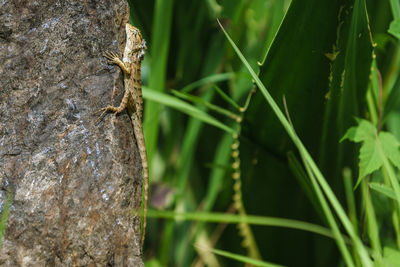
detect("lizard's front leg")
[103,51,131,74]
[95,51,131,121]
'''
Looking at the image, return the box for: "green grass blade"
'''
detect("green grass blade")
[171,89,241,121]
[366,59,380,125]
[383,75,400,121]
[343,168,360,264]
[300,155,355,267]
[0,190,12,247]
[259,0,287,67]
[171,90,216,266]
[343,168,358,230]
[190,134,234,258]
[181,73,234,93]
[213,85,241,110]
[379,145,400,218]
[370,182,397,200]
[361,180,382,263]
[143,0,174,166]
[194,245,285,267]
[146,210,350,242]
[287,152,325,221]
[143,87,236,134]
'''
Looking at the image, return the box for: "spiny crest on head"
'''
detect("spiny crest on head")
[126,24,146,61]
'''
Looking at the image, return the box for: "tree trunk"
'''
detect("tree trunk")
[0,0,144,266]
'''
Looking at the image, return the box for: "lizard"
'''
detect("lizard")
[97,23,149,247]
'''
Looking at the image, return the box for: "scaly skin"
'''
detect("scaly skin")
[98,24,148,247]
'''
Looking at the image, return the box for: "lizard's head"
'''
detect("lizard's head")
[126,24,146,61]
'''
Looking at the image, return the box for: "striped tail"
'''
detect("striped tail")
[132,116,149,248]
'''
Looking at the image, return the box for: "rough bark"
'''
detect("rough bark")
[0,0,144,266]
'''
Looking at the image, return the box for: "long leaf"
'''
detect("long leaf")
[218,16,373,267]
[147,210,349,242]
[194,245,285,267]
[143,87,236,134]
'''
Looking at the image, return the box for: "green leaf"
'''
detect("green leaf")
[389,0,400,21]
[383,246,400,267]
[356,140,382,186]
[388,19,400,40]
[379,131,400,170]
[342,119,400,189]
[319,0,374,185]
[340,118,376,143]
[369,182,397,200]
[340,119,380,188]
[246,0,343,156]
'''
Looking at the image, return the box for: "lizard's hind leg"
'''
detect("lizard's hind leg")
[95,89,130,123]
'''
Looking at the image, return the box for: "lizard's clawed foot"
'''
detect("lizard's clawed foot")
[94,107,109,124]
[94,106,119,124]
[103,51,120,64]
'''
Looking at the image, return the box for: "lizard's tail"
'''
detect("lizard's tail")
[141,153,149,248]
[133,119,149,249]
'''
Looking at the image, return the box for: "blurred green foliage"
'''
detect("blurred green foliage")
[125,0,400,266]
